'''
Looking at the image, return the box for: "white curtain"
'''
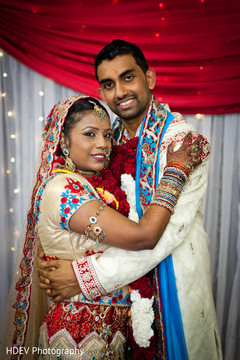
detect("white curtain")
[0,52,239,359]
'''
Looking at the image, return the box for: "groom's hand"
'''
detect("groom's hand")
[37,254,80,303]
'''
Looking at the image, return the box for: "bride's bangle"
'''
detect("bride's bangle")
[165,161,190,179]
[151,164,189,214]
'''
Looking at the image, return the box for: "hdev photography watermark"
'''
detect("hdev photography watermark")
[6,346,84,356]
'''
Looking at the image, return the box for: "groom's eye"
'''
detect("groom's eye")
[104,82,114,89]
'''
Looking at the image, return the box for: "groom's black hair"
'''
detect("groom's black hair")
[94,39,149,81]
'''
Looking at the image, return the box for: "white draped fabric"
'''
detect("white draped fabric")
[0,52,239,359]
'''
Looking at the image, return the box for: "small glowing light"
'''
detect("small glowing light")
[10,134,16,139]
[155,33,160,38]
[3,72,7,77]
[38,116,44,121]
[6,169,11,174]
[11,247,16,251]
[10,157,16,163]
[8,111,13,117]
[9,208,14,213]
[14,230,19,236]
[161,17,166,21]
[1,92,6,97]
[13,188,19,194]
[200,66,204,70]
[39,90,44,96]
[200,0,204,3]
[159,2,164,8]
[0,51,3,57]
[195,113,204,119]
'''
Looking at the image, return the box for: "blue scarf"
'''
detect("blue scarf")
[113,97,188,359]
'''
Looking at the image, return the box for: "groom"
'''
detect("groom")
[37,39,222,359]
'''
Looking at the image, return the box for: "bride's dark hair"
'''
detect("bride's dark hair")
[63,97,109,141]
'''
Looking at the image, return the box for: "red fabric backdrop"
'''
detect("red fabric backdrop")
[0,0,240,114]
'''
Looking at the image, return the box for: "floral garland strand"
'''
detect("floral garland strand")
[88,169,130,217]
[120,174,139,222]
[128,278,157,360]
[109,138,157,360]
[109,137,139,184]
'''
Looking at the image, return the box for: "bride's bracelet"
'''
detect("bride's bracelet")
[85,202,106,243]
[165,161,190,179]
[151,163,190,214]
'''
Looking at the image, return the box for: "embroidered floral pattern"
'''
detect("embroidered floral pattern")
[79,287,130,306]
[34,174,57,223]
[136,99,168,216]
[64,177,87,194]
[60,178,96,230]
[72,257,108,301]
[159,118,210,163]
[39,302,129,360]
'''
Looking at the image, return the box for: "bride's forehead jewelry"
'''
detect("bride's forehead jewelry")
[88,100,106,120]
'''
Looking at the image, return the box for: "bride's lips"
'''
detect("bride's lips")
[91,153,106,162]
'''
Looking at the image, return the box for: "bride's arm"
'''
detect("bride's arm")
[70,199,170,250]
[69,134,202,251]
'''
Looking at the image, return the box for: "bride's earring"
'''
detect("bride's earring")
[60,135,76,172]
[106,150,111,161]
[104,149,111,169]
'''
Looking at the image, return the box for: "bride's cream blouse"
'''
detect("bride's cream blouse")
[34,172,130,307]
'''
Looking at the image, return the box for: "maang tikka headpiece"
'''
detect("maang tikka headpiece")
[88,100,106,120]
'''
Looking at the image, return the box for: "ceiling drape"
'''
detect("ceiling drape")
[0,0,240,114]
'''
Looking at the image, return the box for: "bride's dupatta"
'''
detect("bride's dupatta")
[0,95,93,360]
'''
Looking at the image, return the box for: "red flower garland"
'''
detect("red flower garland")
[109,137,139,184]
[109,137,157,360]
[88,169,130,217]
[130,277,153,300]
[128,330,157,360]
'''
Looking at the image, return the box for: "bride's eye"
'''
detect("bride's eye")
[84,132,95,137]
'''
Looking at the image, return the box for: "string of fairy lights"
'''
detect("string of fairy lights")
[0,50,46,254]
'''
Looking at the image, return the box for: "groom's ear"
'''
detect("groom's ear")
[98,87,105,101]
[146,68,156,90]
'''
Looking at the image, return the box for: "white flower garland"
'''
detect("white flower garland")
[121,173,155,347]
[130,290,154,347]
[120,174,139,222]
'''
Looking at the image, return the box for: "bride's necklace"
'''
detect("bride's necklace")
[75,169,98,177]
[54,168,99,178]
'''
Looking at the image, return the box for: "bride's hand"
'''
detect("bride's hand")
[167,132,203,171]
